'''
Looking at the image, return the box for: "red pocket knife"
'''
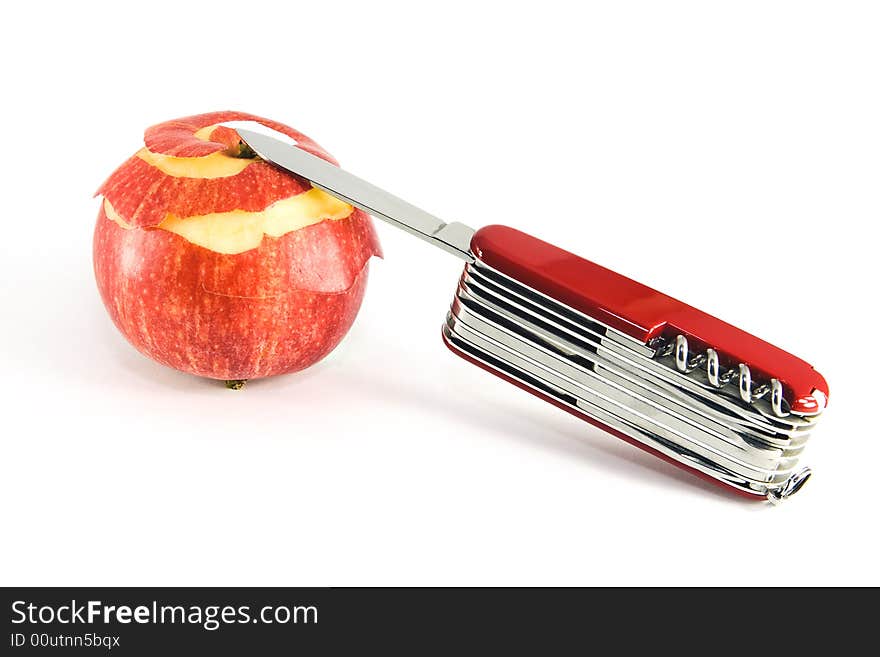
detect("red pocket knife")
[236,126,828,502]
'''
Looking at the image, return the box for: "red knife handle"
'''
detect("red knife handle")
[469,225,828,414]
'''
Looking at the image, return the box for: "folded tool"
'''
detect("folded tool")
[236,127,828,502]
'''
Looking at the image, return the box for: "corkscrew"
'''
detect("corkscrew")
[234,125,828,502]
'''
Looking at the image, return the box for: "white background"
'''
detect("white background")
[1,1,877,586]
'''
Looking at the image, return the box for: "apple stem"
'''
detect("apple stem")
[234,141,258,159]
[225,379,247,390]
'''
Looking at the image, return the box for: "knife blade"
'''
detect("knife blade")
[233,127,475,261]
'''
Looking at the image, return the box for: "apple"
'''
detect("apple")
[93,111,381,387]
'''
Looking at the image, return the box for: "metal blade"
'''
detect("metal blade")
[234,127,475,261]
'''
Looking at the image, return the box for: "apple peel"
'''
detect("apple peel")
[97,110,341,228]
[97,155,316,227]
[143,111,336,161]
[96,200,377,294]
[95,110,381,294]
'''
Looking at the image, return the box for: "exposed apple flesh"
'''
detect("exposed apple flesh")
[104,188,353,255]
[137,146,255,178]
[93,111,381,384]
[98,140,312,227]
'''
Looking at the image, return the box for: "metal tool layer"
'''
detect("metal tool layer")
[444,261,816,500]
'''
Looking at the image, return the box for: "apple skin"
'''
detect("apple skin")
[93,111,381,382]
[94,204,374,380]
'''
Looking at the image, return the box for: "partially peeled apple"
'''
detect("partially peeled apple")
[93,111,381,386]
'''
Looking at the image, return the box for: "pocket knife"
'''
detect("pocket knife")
[235,126,828,502]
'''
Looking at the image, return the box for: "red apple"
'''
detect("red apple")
[93,111,381,386]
